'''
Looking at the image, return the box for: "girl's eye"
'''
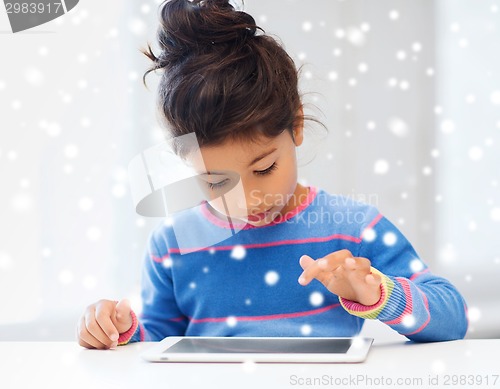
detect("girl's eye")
[207,179,229,190]
[255,162,277,176]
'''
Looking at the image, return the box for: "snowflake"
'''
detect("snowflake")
[401,314,416,328]
[335,28,345,39]
[58,269,74,285]
[412,42,422,52]
[440,119,455,134]
[230,245,246,260]
[439,244,457,263]
[383,232,397,246]
[309,291,324,307]
[82,275,98,290]
[465,94,476,104]
[302,21,312,32]
[347,27,366,46]
[11,193,33,212]
[362,228,376,242]
[351,336,366,349]
[77,80,88,89]
[264,271,280,286]
[301,324,312,336]
[396,50,407,61]
[25,68,44,86]
[226,316,237,327]
[64,144,79,159]
[490,90,500,105]
[490,207,500,222]
[388,10,399,20]
[399,80,410,90]
[410,259,424,273]
[387,77,398,87]
[422,166,432,176]
[129,18,146,35]
[112,184,127,198]
[328,71,338,81]
[78,197,94,212]
[450,22,460,33]
[0,251,13,269]
[360,23,370,32]
[388,118,409,137]
[374,159,390,175]
[431,360,447,374]
[87,227,102,241]
[366,121,376,131]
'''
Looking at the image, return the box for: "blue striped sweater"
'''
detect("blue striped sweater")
[118,187,468,345]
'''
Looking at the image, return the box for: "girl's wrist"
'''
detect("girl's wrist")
[117,310,138,345]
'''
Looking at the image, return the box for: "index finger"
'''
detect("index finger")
[298,250,352,286]
[94,302,120,342]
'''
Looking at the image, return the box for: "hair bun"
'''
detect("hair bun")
[155,0,258,66]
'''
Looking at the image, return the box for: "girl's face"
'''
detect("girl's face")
[189,127,306,227]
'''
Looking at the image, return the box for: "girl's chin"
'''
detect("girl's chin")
[241,210,282,226]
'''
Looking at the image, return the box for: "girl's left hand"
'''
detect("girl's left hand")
[298,249,382,306]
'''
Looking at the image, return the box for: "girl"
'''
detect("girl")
[77,0,468,350]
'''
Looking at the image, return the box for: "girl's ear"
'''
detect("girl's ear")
[293,106,304,146]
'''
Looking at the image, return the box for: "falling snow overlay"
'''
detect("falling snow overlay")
[0,0,498,342]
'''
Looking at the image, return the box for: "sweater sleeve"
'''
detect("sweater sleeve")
[339,209,468,342]
[118,223,189,345]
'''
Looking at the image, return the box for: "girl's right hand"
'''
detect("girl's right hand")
[77,298,133,349]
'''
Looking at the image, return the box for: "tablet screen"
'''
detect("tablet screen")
[163,338,353,354]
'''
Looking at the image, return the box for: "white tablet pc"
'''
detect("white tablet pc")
[141,336,374,363]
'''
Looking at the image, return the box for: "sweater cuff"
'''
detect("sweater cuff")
[117,309,139,346]
[339,267,395,320]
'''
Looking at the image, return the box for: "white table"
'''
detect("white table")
[1,340,498,389]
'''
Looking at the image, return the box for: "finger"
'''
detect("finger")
[95,303,120,343]
[78,338,95,349]
[343,256,356,270]
[298,259,339,286]
[85,307,117,347]
[299,250,352,286]
[113,299,133,333]
[78,316,108,349]
[366,271,382,286]
[299,255,315,270]
[317,249,353,270]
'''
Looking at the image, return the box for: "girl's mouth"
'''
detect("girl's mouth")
[247,209,272,222]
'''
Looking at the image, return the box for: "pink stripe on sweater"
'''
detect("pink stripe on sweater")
[403,288,430,336]
[168,233,361,254]
[364,213,383,231]
[384,278,413,325]
[410,268,430,281]
[189,303,341,324]
[165,197,384,254]
[151,254,169,263]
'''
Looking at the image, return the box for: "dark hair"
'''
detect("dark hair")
[141,0,316,154]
